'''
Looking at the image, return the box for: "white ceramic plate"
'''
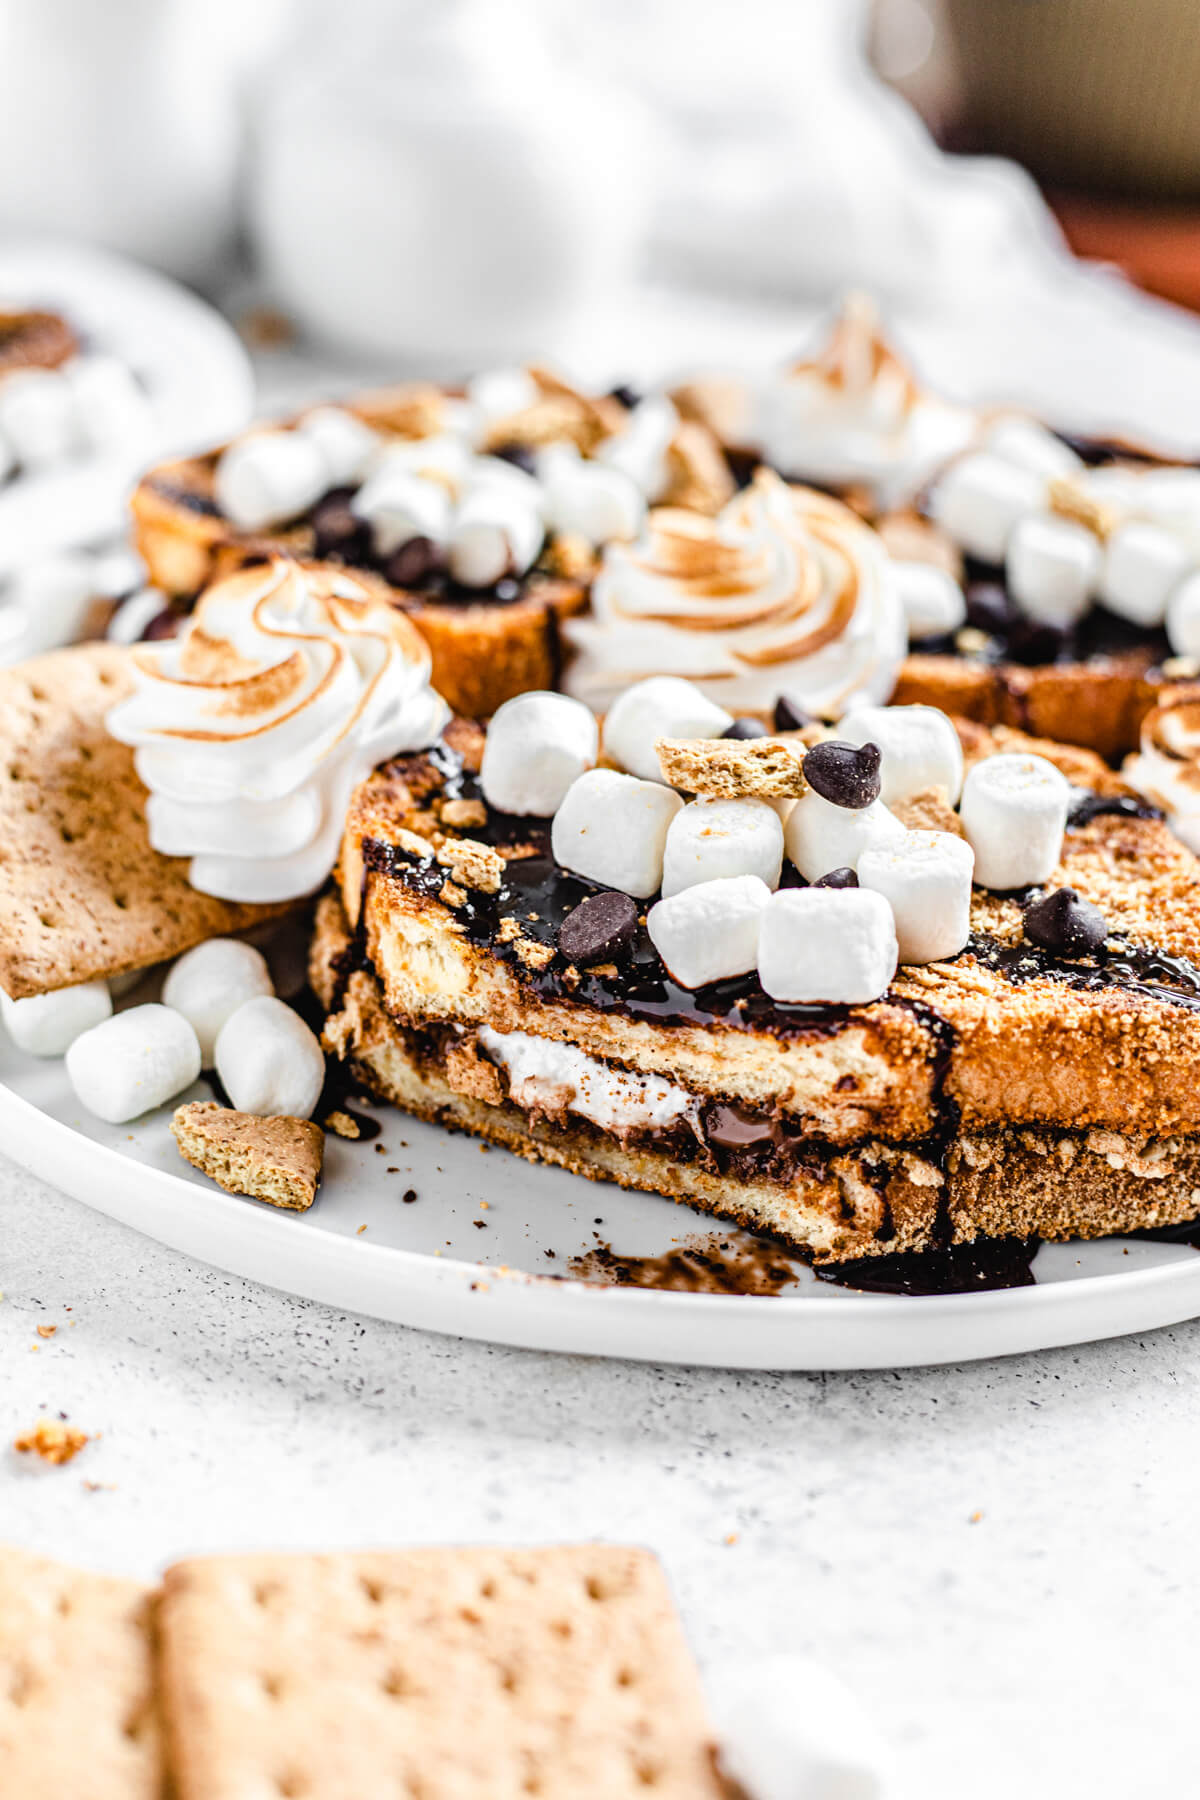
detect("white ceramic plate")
[5,1004,1200,1369]
[0,238,253,575]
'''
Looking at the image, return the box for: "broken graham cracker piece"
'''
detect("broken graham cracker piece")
[435,834,505,894]
[655,733,808,798]
[171,1102,324,1211]
[892,786,966,838]
[14,1418,91,1464]
[0,643,294,999]
[158,1545,730,1800]
[0,1544,163,1799]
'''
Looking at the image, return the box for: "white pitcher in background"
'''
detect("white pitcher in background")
[0,0,286,287]
[246,0,650,368]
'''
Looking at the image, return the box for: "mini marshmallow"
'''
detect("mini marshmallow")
[785,789,905,882]
[1166,569,1200,659]
[930,450,1046,563]
[466,366,539,428]
[858,829,974,964]
[214,995,325,1120]
[372,432,472,489]
[602,676,734,782]
[661,798,783,898]
[711,1654,891,1800]
[551,768,682,898]
[214,430,328,532]
[480,691,598,816]
[1099,522,1192,628]
[297,406,378,486]
[596,397,678,501]
[0,367,79,466]
[541,449,646,548]
[65,355,150,454]
[983,414,1082,480]
[838,704,964,806]
[352,466,452,558]
[758,886,898,1004]
[106,586,169,646]
[1007,512,1101,627]
[447,482,543,587]
[893,559,965,640]
[960,752,1070,889]
[1,979,111,1057]
[647,875,770,988]
[162,938,275,1064]
[65,1004,201,1123]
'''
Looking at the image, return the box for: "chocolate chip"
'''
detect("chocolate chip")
[964,581,1015,638]
[141,607,183,641]
[312,487,367,559]
[383,536,446,589]
[1006,616,1071,667]
[802,740,882,809]
[723,718,769,740]
[558,892,638,965]
[1023,887,1108,957]
[608,383,642,411]
[491,442,538,477]
[812,867,859,889]
[773,694,813,733]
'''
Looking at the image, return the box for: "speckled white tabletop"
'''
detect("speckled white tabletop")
[3,1150,1197,1800]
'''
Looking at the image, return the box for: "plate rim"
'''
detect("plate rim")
[5,1064,1200,1371]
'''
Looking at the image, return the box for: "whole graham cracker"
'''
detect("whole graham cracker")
[0,643,292,998]
[171,1102,324,1210]
[0,1544,163,1798]
[158,1545,731,1800]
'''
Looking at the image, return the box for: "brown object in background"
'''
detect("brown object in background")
[944,0,1200,199]
[1050,193,1200,315]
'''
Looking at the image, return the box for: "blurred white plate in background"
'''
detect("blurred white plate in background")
[0,238,252,576]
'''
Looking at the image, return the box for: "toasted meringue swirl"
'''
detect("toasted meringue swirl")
[107,561,449,903]
[564,470,906,716]
[754,294,976,510]
[1124,690,1200,853]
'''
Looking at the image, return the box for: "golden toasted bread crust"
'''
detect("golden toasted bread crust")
[312,896,1200,1262]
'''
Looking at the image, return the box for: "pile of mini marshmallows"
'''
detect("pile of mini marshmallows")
[932,416,1200,654]
[480,678,1075,1006]
[1,941,325,1127]
[0,353,150,480]
[213,371,682,584]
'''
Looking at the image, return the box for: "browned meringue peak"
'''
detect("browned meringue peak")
[787,292,922,416]
[753,293,978,512]
[108,560,449,904]
[1125,685,1200,852]
[565,470,907,714]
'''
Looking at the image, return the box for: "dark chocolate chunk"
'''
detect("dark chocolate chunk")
[608,383,642,412]
[558,891,638,965]
[723,717,769,740]
[142,607,183,641]
[1006,616,1070,667]
[773,694,813,733]
[802,740,882,809]
[1023,887,1108,957]
[813,866,859,889]
[964,581,1016,638]
[491,442,538,477]
[311,487,367,559]
[383,535,446,589]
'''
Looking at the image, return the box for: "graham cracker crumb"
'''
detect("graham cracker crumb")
[324,1109,361,1140]
[436,835,504,894]
[438,797,487,830]
[439,879,468,909]
[15,1419,90,1465]
[36,1323,57,1339]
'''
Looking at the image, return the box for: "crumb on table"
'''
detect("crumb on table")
[14,1418,91,1465]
